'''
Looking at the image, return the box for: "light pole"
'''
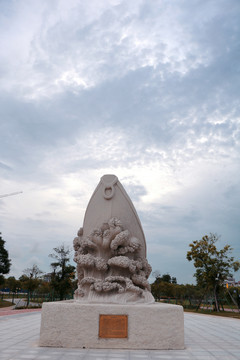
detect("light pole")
[214,275,220,312]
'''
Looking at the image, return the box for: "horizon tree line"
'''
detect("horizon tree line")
[1,232,240,311]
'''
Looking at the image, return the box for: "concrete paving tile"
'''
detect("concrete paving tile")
[84,357,107,360]
[107,352,128,355]
[169,357,191,359]
[62,352,84,355]
[229,351,240,356]
[87,354,108,358]
[190,351,212,354]
[148,357,172,359]
[1,311,240,360]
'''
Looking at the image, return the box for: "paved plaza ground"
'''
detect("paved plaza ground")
[0,310,240,360]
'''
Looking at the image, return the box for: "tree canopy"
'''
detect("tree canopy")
[187,233,240,311]
[151,271,178,300]
[49,244,76,300]
[20,264,43,305]
[23,264,43,279]
[0,233,11,284]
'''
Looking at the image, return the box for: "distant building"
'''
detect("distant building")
[223,277,240,288]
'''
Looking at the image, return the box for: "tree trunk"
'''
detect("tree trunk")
[214,286,219,312]
[27,291,30,307]
[196,287,208,311]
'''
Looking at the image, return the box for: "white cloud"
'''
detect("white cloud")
[0,0,240,283]
[0,0,220,100]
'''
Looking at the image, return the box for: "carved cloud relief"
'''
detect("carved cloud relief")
[73,175,154,304]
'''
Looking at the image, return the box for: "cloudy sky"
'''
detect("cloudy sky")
[0,0,239,285]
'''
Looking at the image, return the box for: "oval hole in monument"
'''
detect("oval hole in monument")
[105,187,112,196]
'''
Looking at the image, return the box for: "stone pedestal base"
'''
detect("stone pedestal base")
[39,301,184,350]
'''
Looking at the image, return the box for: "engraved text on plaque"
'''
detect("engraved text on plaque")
[99,315,128,338]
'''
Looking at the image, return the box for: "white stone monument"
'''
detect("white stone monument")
[39,175,184,349]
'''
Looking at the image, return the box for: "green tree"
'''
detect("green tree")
[49,244,76,300]
[0,233,11,285]
[175,284,204,307]
[37,281,51,297]
[187,233,240,312]
[5,276,21,304]
[151,272,177,300]
[161,274,172,283]
[152,271,177,284]
[23,264,43,279]
[5,276,20,292]
[20,264,43,306]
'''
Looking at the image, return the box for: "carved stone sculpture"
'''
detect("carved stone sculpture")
[40,174,184,350]
[73,174,154,304]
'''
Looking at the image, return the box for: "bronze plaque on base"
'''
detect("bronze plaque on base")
[99,315,128,338]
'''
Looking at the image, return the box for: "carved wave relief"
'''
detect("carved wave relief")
[73,175,154,304]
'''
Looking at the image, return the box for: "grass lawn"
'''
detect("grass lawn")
[184,308,240,319]
[0,300,13,308]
